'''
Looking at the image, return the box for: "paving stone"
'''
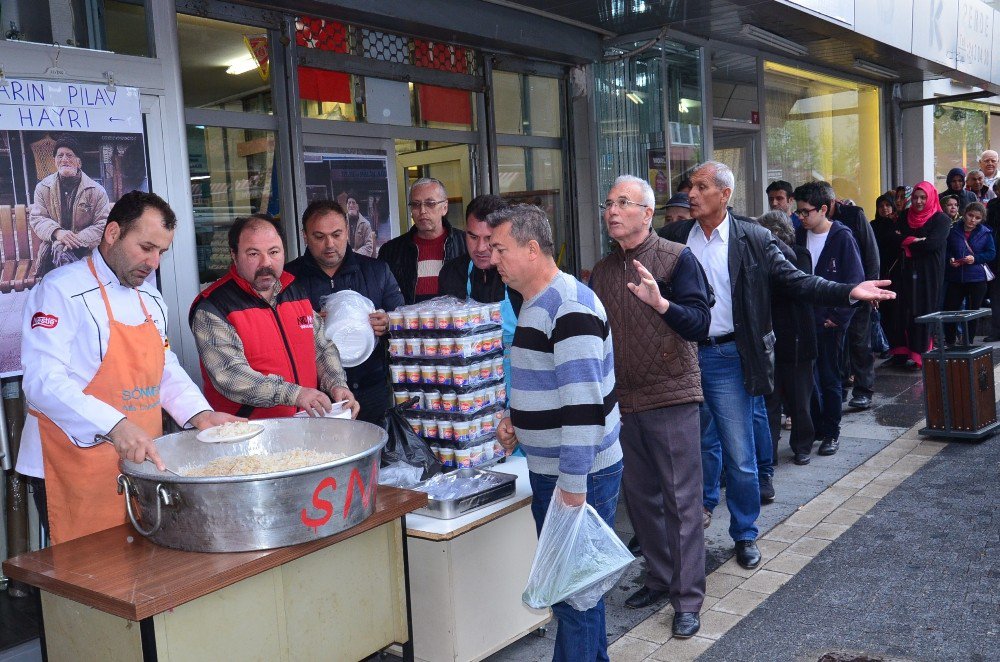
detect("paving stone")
[739,569,792,595]
[623,614,674,646]
[786,536,833,557]
[698,609,743,640]
[834,472,876,489]
[607,634,661,661]
[704,571,745,599]
[840,495,880,513]
[910,440,947,456]
[755,538,788,561]
[808,522,850,540]
[715,557,757,578]
[762,522,812,543]
[822,509,863,526]
[857,481,898,499]
[762,551,813,575]
[650,635,715,661]
[712,588,769,616]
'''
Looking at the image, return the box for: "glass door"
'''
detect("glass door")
[395,143,475,233]
[713,129,761,217]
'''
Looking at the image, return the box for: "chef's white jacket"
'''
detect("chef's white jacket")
[17,249,210,478]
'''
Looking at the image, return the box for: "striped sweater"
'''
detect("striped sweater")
[510,271,623,493]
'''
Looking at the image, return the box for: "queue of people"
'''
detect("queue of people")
[23,148,999,660]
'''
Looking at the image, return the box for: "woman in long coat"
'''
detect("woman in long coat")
[871,193,902,359]
[885,181,951,368]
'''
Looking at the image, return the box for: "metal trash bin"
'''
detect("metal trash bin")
[916,310,999,440]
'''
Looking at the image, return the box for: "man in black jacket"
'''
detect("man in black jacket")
[659,161,894,569]
[984,192,1000,341]
[820,182,880,409]
[377,177,466,304]
[286,200,405,424]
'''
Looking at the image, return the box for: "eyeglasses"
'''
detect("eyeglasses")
[408,199,447,211]
[796,207,817,217]
[599,197,650,212]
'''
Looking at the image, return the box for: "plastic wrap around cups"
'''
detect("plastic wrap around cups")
[322,290,376,368]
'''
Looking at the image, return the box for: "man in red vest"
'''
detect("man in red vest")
[190,215,359,419]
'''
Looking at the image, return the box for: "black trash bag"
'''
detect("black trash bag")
[870,307,890,354]
[380,397,441,483]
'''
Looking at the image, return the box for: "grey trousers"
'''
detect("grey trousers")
[620,402,706,613]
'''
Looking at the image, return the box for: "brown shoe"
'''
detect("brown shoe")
[703,508,712,529]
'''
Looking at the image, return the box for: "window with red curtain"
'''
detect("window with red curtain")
[412,40,473,125]
[296,17,351,104]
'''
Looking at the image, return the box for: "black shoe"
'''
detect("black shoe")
[735,540,761,569]
[672,612,701,638]
[703,508,712,529]
[848,395,872,409]
[624,586,668,609]
[842,388,849,402]
[627,535,642,557]
[984,335,1000,342]
[759,475,775,504]
[817,436,839,456]
[793,452,811,465]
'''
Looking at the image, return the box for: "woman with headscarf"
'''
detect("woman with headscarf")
[885,181,951,368]
[894,186,912,215]
[871,193,903,358]
[939,168,976,212]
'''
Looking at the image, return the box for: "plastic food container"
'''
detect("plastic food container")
[452,365,471,387]
[405,366,421,384]
[419,311,436,330]
[427,390,442,412]
[436,311,452,330]
[421,337,439,357]
[404,338,421,357]
[455,448,472,468]
[403,311,420,331]
[388,311,404,331]
[442,393,458,412]
[436,365,452,386]
[458,392,475,413]
[421,364,437,384]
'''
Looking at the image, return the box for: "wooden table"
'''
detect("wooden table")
[3,486,427,662]
[405,456,550,662]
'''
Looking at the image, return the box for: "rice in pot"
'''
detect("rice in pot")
[183,448,347,477]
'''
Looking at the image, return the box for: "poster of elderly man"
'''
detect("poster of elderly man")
[0,77,148,376]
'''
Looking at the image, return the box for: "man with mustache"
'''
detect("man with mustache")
[339,190,376,257]
[190,214,359,420]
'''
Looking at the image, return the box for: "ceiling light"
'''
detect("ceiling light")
[853,58,899,79]
[225,56,257,75]
[625,91,644,104]
[739,24,808,57]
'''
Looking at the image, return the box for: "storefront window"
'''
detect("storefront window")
[178,15,272,114]
[596,40,702,228]
[934,102,990,187]
[497,147,569,266]
[764,62,881,211]
[493,72,562,137]
[187,125,278,285]
[395,141,473,232]
[712,51,758,124]
[4,0,149,56]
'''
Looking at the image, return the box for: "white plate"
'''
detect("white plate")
[196,422,265,444]
[292,402,352,419]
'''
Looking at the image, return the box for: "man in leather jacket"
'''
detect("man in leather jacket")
[658,161,895,569]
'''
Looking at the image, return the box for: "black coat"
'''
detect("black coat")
[285,246,405,422]
[870,215,904,347]
[659,216,853,395]
[831,202,879,281]
[376,221,467,304]
[771,242,817,365]
[893,211,950,349]
[986,198,1000,269]
[438,254,524,314]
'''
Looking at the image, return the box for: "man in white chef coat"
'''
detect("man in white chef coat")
[18,190,238,544]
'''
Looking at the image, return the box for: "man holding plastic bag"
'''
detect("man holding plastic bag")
[490,204,627,662]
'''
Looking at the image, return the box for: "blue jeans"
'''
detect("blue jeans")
[752,395,773,480]
[813,327,845,439]
[529,460,624,662]
[698,342,760,542]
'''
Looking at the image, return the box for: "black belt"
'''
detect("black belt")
[698,332,736,347]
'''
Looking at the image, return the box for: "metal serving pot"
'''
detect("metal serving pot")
[117,417,387,553]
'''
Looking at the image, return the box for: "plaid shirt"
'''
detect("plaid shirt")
[191,283,347,409]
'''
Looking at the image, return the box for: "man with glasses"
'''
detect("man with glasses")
[659,161,894,569]
[590,175,711,637]
[979,150,998,190]
[377,177,466,304]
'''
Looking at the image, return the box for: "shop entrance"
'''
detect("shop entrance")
[713,128,761,216]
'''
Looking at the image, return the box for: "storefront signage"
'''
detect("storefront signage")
[0,77,147,377]
[956,0,994,81]
[0,78,141,132]
[779,0,854,26]
[910,0,960,69]
[853,0,914,52]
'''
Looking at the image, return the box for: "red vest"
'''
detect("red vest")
[191,267,319,419]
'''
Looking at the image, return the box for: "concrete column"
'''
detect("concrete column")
[899,81,935,185]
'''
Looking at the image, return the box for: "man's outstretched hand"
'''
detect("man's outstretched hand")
[850,280,896,302]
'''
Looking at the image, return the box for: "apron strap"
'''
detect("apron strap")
[468,259,512,305]
[87,256,155,323]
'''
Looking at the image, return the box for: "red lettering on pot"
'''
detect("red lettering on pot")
[300,476,337,531]
[342,459,379,519]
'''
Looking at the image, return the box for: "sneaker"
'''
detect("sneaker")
[759,475,775,503]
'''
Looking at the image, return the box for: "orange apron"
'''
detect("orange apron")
[33,257,165,544]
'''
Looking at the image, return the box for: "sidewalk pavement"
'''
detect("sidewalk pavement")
[489,362,932,661]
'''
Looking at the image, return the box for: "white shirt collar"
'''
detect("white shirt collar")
[89,247,155,294]
[689,213,731,244]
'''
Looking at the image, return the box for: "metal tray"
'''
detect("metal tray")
[412,468,516,519]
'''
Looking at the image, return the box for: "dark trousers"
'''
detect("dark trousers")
[355,380,392,426]
[813,328,845,439]
[989,278,1000,337]
[943,280,989,344]
[766,360,816,456]
[842,302,874,398]
[620,403,705,613]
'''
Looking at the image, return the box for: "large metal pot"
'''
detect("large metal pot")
[117,417,387,553]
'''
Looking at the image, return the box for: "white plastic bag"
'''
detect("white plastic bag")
[522,492,634,611]
[321,290,376,367]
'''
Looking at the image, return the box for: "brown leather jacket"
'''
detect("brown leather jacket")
[590,231,705,414]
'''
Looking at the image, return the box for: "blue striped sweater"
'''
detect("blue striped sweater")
[510,271,623,492]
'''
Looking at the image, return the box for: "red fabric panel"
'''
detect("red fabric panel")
[417,85,472,126]
[298,66,351,103]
